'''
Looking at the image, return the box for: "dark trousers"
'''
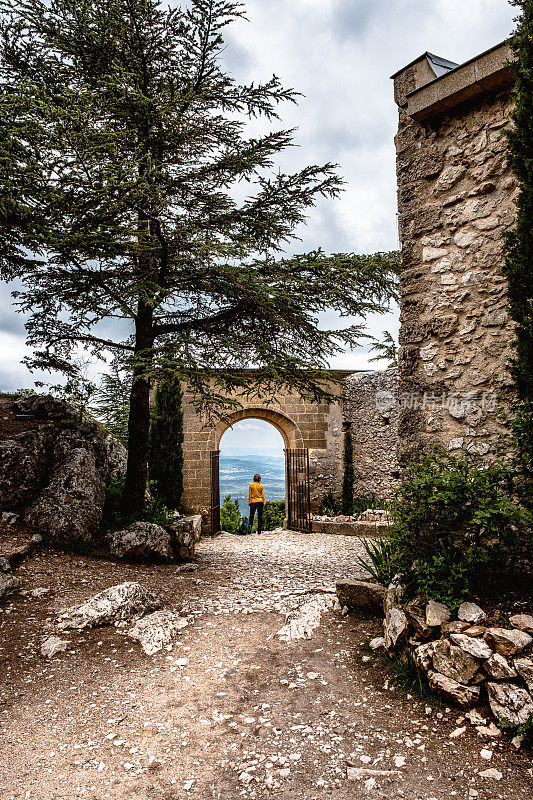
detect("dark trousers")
[249,502,264,534]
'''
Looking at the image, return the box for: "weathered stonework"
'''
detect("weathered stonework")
[392,42,516,463]
[181,369,400,530]
[343,370,400,499]
[181,372,345,521]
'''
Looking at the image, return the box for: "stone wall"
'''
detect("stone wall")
[181,373,345,520]
[342,370,400,499]
[180,370,400,527]
[393,43,516,464]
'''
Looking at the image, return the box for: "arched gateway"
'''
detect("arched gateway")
[181,370,353,534]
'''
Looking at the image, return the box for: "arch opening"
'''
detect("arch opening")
[219,418,285,515]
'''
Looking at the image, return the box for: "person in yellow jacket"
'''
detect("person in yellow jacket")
[248,473,265,535]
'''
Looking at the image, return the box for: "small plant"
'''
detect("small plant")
[103,473,174,528]
[143,497,175,525]
[356,537,398,586]
[320,492,341,517]
[352,493,388,515]
[389,647,431,699]
[498,714,533,749]
[220,494,241,534]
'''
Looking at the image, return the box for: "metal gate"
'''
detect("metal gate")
[210,450,221,535]
[285,448,312,532]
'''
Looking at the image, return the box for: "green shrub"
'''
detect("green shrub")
[263,500,285,531]
[143,496,175,526]
[356,537,397,586]
[389,647,431,699]
[103,473,174,528]
[320,492,341,517]
[498,714,533,749]
[388,450,532,605]
[220,494,240,534]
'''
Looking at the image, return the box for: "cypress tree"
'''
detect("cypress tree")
[149,375,184,510]
[504,1,533,489]
[341,429,354,516]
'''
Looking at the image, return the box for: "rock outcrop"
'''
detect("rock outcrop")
[58,582,161,630]
[336,579,386,613]
[108,522,173,563]
[127,610,189,655]
[0,394,127,546]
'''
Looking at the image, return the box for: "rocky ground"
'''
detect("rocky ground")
[0,530,531,799]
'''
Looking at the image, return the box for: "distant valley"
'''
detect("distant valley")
[219,450,285,511]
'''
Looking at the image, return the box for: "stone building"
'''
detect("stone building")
[392,41,516,464]
[181,370,399,526]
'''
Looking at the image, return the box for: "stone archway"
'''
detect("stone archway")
[214,407,302,451]
[180,371,349,528]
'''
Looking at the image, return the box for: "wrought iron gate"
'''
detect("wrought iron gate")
[285,448,311,532]
[210,450,221,535]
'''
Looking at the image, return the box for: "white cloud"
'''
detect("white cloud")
[0,0,516,385]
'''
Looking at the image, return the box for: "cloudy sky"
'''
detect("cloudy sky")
[0,0,517,391]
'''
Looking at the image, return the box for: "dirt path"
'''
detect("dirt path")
[0,531,531,799]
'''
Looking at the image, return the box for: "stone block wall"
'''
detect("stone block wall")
[180,370,400,526]
[342,370,400,500]
[181,374,344,519]
[393,44,517,464]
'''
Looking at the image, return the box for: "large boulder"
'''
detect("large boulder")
[486,681,533,726]
[166,515,203,561]
[127,610,189,655]
[0,426,54,509]
[108,522,173,563]
[23,425,128,546]
[335,579,386,613]
[0,393,127,547]
[24,426,108,545]
[57,581,161,629]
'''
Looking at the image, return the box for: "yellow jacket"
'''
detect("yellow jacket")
[248,481,265,505]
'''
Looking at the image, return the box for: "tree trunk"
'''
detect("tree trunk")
[121,301,154,518]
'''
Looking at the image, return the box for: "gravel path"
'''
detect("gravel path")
[0,531,531,799]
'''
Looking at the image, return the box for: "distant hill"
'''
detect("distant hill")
[220,451,285,511]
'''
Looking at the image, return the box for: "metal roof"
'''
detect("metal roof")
[426,52,459,77]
